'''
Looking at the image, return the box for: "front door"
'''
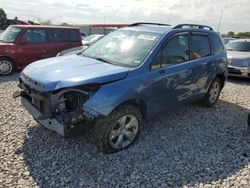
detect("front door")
[144,33,201,116]
[16,29,50,68]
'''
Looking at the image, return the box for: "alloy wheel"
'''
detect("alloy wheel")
[209,81,220,104]
[109,115,139,149]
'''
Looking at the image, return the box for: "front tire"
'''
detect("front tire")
[94,105,142,154]
[0,58,15,76]
[201,77,222,107]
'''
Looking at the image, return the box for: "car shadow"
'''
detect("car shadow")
[0,72,19,83]
[17,99,250,187]
[228,76,250,84]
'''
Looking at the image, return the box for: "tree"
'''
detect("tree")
[36,17,52,25]
[61,22,70,26]
[227,31,235,37]
[0,8,7,20]
[237,32,250,38]
[42,19,52,25]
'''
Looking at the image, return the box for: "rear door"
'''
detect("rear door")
[145,33,202,116]
[189,33,214,93]
[15,28,50,67]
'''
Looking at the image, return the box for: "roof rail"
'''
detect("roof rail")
[129,22,171,27]
[173,24,213,31]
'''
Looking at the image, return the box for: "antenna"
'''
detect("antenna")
[217,10,223,32]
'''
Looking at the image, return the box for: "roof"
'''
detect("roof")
[120,23,216,35]
[10,25,79,29]
[121,25,172,34]
[121,25,216,35]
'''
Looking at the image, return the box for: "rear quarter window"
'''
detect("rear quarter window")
[210,34,224,54]
[69,30,79,42]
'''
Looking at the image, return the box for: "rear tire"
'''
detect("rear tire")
[0,57,15,76]
[201,77,222,107]
[93,105,142,154]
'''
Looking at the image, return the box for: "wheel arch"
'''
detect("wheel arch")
[216,73,225,89]
[114,98,147,120]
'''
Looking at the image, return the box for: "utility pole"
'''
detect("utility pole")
[217,10,223,32]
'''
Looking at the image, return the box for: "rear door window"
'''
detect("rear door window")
[191,35,211,60]
[22,29,47,43]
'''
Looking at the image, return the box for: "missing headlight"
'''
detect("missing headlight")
[63,91,87,112]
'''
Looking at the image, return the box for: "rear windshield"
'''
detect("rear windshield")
[226,41,250,52]
[0,26,21,43]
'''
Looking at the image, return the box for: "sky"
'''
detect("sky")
[0,0,249,33]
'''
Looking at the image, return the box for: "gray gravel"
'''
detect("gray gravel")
[0,73,250,188]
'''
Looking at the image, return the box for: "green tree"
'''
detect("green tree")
[227,31,235,37]
[36,17,52,25]
[61,22,69,26]
[237,32,250,38]
[41,19,52,25]
[0,8,7,20]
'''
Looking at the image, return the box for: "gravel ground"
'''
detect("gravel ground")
[0,73,250,188]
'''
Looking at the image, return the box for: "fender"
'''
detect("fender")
[83,72,148,117]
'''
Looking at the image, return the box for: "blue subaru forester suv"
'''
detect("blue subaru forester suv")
[14,23,228,153]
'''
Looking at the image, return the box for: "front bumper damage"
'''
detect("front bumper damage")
[13,82,103,137]
[21,96,65,135]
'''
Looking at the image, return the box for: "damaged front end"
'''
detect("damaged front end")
[13,79,103,137]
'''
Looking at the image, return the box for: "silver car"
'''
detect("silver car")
[57,34,105,56]
[56,46,88,56]
[223,37,236,45]
[226,39,250,78]
[82,34,104,46]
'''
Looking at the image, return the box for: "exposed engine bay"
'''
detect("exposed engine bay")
[13,79,102,136]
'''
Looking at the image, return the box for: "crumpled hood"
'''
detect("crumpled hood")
[21,55,130,92]
[227,51,250,67]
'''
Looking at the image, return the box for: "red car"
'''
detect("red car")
[0,25,82,75]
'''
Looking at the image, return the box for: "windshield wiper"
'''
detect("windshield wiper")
[81,53,118,65]
[94,57,113,64]
[87,55,116,65]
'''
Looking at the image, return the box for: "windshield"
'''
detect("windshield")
[82,30,162,67]
[0,26,21,43]
[226,41,250,52]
